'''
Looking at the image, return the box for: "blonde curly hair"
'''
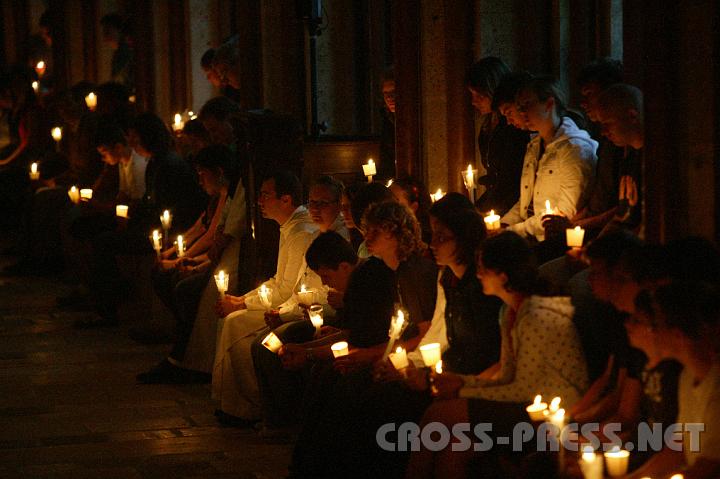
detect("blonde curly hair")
[362,201,426,261]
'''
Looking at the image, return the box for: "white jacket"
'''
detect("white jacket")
[502,117,597,240]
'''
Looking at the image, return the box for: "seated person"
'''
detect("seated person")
[500,76,598,243]
[389,177,432,244]
[407,231,588,479]
[212,171,319,423]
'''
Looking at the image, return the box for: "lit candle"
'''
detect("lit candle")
[115,205,129,218]
[382,309,408,360]
[176,235,185,258]
[386,178,394,187]
[261,331,283,353]
[80,188,93,201]
[362,159,377,182]
[566,226,585,249]
[258,284,273,310]
[463,164,477,203]
[297,284,315,306]
[434,360,443,374]
[579,446,604,479]
[32,81,39,93]
[160,210,172,230]
[308,304,323,336]
[84,92,97,111]
[544,199,560,216]
[603,446,630,477]
[331,341,349,358]
[430,188,445,203]
[214,270,229,298]
[484,210,501,231]
[35,61,46,77]
[525,394,548,422]
[669,475,684,479]
[29,162,40,180]
[128,95,136,104]
[419,342,442,368]
[51,126,63,143]
[388,346,409,370]
[549,396,562,413]
[172,113,185,132]
[150,229,162,258]
[68,186,80,204]
[188,111,197,120]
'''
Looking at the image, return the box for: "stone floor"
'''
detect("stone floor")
[0,252,292,478]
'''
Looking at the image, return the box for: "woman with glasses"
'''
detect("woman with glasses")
[501,75,597,243]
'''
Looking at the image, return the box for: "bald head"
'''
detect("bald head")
[596,84,644,149]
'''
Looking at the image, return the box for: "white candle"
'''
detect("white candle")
[32,81,39,93]
[331,341,349,358]
[308,304,323,335]
[261,331,283,353]
[80,189,93,201]
[150,229,162,258]
[463,165,477,203]
[430,188,445,203]
[566,226,585,248]
[29,162,40,180]
[362,159,376,182]
[419,342,442,368]
[35,61,46,77]
[434,360,443,374]
[68,186,80,204]
[297,284,315,306]
[386,178,394,187]
[603,447,630,477]
[388,346,409,370]
[382,309,408,360]
[258,284,273,310]
[669,475,684,479]
[525,394,548,422]
[160,210,172,230]
[176,235,185,257]
[115,205,129,218]
[51,126,63,142]
[484,210,501,231]
[214,270,229,298]
[85,92,97,110]
[579,446,604,479]
[172,113,185,132]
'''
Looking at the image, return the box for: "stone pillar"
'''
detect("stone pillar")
[188,0,219,111]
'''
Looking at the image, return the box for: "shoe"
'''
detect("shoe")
[214,409,259,428]
[129,326,174,344]
[73,316,119,329]
[136,359,211,384]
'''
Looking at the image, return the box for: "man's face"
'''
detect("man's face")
[258,179,285,222]
[203,67,222,88]
[202,116,235,146]
[308,185,341,232]
[597,106,637,148]
[580,82,603,122]
[315,264,353,292]
[382,79,396,113]
[97,143,130,166]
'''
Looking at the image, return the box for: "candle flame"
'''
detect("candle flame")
[152,229,160,241]
[36,61,45,70]
[32,81,39,92]
[260,284,268,295]
[395,346,403,354]
[31,162,38,173]
[575,226,581,231]
[70,186,77,193]
[549,396,561,412]
[368,159,374,166]
[174,113,182,124]
[533,394,542,406]
[52,127,62,141]
[300,284,307,293]
[396,309,405,327]
[219,271,225,282]
[545,200,552,215]
[435,360,443,374]
[386,179,393,187]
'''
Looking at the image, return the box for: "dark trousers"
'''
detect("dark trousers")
[251,320,315,428]
[168,269,212,362]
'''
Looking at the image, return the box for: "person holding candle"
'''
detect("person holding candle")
[466,57,530,216]
[211,171,318,423]
[406,231,588,479]
[500,76,597,243]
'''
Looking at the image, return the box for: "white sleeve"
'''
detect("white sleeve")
[409,271,447,367]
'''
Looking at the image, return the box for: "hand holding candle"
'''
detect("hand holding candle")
[388,346,409,370]
[261,331,283,353]
[484,210,501,231]
[214,270,229,298]
[382,308,409,360]
[297,284,315,306]
[331,341,349,358]
[566,226,585,249]
[362,158,376,182]
[29,162,40,180]
[419,342,442,368]
[258,284,273,310]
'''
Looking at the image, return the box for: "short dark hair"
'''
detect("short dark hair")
[182,118,210,141]
[478,231,537,295]
[577,58,624,89]
[653,281,720,340]
[306,231,358,271]
[466,57,511,101]
[265,170,303,206]
[597,83,644,125]
[199,96,241,122]
[430,194,486,266]
[585,230,644,269]
[201,49,216,70]
[493,71,533,109]
[193,145,240,194]
[94,117,127,148]
[312,175,344,202]
[130,113,173,158]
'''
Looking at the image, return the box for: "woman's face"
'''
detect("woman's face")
[515,89,552,132]
[475,258,507,297]
[364,224,398,261]
[430,217,458,268]
[468,87,493,115]
[340,194,356,230]
[196,167,222,195]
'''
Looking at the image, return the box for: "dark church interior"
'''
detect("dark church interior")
[0,1,719,478]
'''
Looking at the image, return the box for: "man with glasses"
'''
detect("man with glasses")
[307,175,350,240]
